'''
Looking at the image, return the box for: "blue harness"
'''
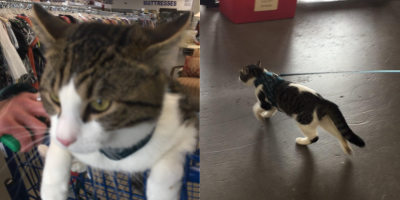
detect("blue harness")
[100,128,155,161]
[254,72,284,107]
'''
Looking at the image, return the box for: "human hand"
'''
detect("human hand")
[0,92,49,152]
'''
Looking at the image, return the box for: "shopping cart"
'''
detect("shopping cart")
[1,141,200,200]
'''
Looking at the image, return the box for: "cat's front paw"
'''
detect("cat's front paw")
[260,111,270,118]
[41,183,68,200]
[71,161,87,173]
[296,137,311,145]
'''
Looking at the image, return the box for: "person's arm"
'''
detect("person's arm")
[0,83,49,152]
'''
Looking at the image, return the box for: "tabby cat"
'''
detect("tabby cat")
[239,60,365,155]
[32,5,198,200]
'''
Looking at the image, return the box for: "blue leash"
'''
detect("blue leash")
[279,70,400,77]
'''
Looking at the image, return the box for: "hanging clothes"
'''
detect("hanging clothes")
[138,18,156,28]
[75,17,84,23]
[63,15,79,24]
[0,17,19,50]
[0,8,142,89]
[79,15,89,22]
[8,19,36,86]
[32,47,46,83]
[59,16,71,24]
[0,45,13,89]
[0,20,27,84]
[11,16,40,89]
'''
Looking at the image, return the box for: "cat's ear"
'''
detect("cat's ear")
[142,12,191,53]
[32,4,71,45]
[256,60,262,68]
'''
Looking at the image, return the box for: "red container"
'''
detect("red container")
[70,172,79,185]
[219,0,297,24]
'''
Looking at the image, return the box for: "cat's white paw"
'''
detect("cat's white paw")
[260,111,269,118]
[41,183,68,200]
[296,137,311,145]
[254,113,267,122]
[259,108,277,119]
[71,161,87,173]
[253,103,266,122]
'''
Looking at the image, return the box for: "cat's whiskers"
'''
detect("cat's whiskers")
[0,130,49,140]
[0,126,48,131]
[5,130,49,136]
[0,134,50,171]
[3,133,50,143]
[0,143,49,199]
[0,145,42,179]
[12,149,43,197]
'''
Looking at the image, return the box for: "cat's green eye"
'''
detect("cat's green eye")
[90,99,111,112]
[50,93,60,104]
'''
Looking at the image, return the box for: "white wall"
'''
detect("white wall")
[111,0,194,11]
[191,0,200,14]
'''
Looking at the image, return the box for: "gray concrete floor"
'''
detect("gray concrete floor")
[0,154,11,200]
[200,1,400,200]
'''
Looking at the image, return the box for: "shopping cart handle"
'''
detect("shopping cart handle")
[0,135,20,152]
[0,116,48,152]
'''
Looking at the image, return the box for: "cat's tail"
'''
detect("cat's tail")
[322,99,366,147]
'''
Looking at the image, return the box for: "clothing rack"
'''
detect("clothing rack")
[0,0,128,17]
[0,0,139,90]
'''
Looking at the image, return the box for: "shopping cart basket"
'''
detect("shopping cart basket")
[1,141,200,200]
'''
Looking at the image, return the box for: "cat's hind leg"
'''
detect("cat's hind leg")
[296,123,319,145]
[319,116,353,155]
[295,112,319,145]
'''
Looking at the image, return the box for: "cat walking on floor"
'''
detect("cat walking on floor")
[239,60,365,155]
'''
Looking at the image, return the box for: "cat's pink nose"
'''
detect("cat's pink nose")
[57,137,76,147]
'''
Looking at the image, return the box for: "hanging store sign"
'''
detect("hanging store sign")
[143,1,177,6]
[112,0,193,10]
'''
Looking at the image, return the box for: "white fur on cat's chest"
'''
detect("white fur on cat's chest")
[71,92,198,172]
[41,92,198,200]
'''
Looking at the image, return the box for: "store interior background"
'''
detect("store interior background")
[0,0,199,199]
[108,0,201,73]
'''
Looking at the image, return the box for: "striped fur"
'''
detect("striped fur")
[33,4,198,200]
[33,9,193,131]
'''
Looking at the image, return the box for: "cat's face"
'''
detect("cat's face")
[33,5,189,153]
[239,60,265,86]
